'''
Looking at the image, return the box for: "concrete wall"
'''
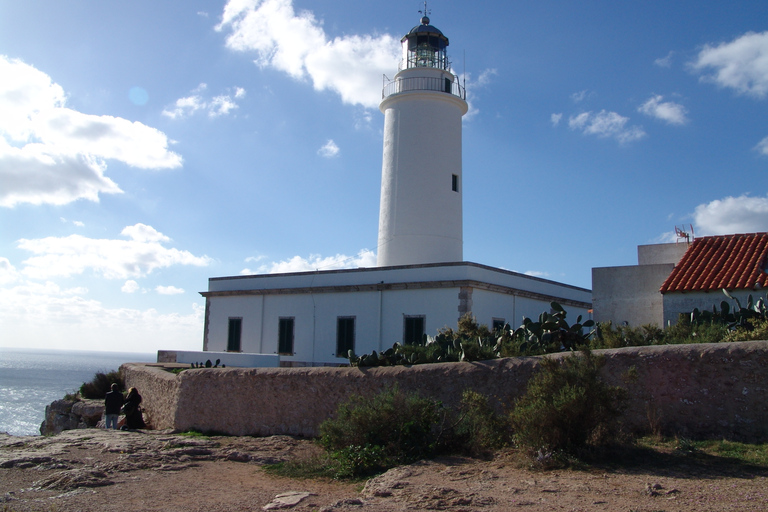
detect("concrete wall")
[124,341,768,442]
[592,263,674,327]
[637,242,689,265]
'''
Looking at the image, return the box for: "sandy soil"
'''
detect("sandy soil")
[1,429,767,512]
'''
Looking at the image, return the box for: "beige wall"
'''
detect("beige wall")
[124,341,768,442]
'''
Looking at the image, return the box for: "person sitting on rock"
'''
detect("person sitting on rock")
[121,387,146,430]
[104,382,124,430]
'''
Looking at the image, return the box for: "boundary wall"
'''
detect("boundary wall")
[123,341,768,441]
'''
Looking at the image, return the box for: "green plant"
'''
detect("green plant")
[79,369,124,399]
[189,359,225,368]
[503,302,596,356]
[319,386,445,477]
[449,390,510,457]
[510,349,627,455]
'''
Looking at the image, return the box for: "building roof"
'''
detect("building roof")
[660,233,768,293]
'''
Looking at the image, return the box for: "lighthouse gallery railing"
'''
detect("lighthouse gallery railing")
[382,76,466,100]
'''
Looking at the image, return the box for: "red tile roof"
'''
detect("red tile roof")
[660,233,768,293]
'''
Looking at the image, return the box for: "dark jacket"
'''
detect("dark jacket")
[104,390,124,415]
[122,390,145,429]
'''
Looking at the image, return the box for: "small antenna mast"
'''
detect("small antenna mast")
[419,1,430,19]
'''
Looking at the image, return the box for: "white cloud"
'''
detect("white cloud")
[241,249,377,274]
[0,56,182,207]
[691,31,768,98]
[17,223,212,280]
[693,195,768,235]
[571,90,589,103]
[122,280,140,293]
[568,110,645,144]
[0,279,204,352]
[318,139,340,158]
[654,51,675,68]
[0,257,21,286]
[755,135,768,156]
[162,84,246,119]
[524,270,551,279]
[638,95,688,125]
[550,113,563,127]
[156,285,185,295]
[216,0,400,108]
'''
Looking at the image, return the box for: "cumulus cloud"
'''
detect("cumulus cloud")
[755,135,768,156]
[241,249,377,274]
[122,280,140,293]
[638,95,688,125]
[692,195,768,235]
[156,285,185,295]
[216,0,400,108]
[550,113,563,127]
[318,139,340,158]
[0,279,204,352]
[568,110,645,144]
[0,56,182,207]
[162,83,247,119]
[691,31,768,98]
[16,223,212,280]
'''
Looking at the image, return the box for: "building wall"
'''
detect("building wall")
[637,242,689,265]
[592,263,674,327]
[662,289,763,326]
[203,263,592,366]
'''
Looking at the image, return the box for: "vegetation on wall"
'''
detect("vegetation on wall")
[349,290,768,368]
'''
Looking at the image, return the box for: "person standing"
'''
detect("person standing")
[104,383,123,430]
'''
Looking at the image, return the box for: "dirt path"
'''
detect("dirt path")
[1,429,766,511]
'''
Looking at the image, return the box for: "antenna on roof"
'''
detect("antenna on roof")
[675,224,694,243]
[419,1,431,21]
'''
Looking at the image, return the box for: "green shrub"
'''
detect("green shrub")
[449,390,510,457]
[319,386,445,477]
[510,350,627,455]
[79,369,124,399]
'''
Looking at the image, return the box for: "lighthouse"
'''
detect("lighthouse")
[376,11,468,267]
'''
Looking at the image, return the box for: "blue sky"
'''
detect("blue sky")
[1,0,767,353]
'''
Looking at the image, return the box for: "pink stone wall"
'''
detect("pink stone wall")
[123,341,768,441]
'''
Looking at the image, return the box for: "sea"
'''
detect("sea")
[0,347,155,436]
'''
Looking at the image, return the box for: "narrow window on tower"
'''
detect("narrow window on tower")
[227,318,242,352]
[452,174,459,192]
[278,317,294,355]
[336,317,355,357]
[404,315,426,345]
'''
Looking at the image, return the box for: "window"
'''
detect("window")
[278,317,295,355]
[336,317,355,357]
[404,316,426,345]
[492,318,507,332]
[227,318,242,352]
[451,174,459,192]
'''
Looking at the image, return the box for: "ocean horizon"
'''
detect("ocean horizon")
[0,347,155,436]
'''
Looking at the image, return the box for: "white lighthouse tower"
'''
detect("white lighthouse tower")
[376,9,468,267]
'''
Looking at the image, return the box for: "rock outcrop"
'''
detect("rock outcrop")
[40,399,105,436]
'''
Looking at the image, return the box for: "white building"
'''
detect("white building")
[592,232,768,328]
[195,13,592,367]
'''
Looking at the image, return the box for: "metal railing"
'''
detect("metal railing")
[382,76,466,100]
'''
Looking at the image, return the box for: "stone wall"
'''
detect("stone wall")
[123,341,768,441]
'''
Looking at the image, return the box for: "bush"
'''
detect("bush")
[319,386,445,477]
[449,390,510,457]
[510,350,627,455]
[79,369,124,399]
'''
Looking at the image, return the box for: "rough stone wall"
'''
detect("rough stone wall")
[122,341,768,441]
[122,363,182,431]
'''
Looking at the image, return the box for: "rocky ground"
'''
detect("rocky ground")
[1,428,767,512]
